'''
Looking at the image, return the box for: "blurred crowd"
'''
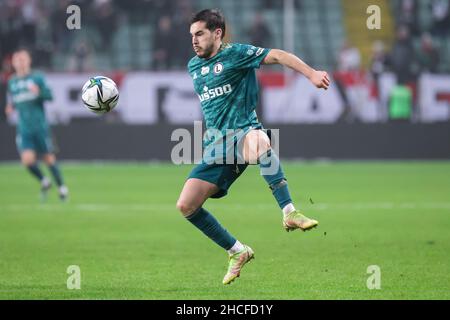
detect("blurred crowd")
[336,0,450,122]
[0,0,285,74]
[338,0,450,81]
[1,0,449,124]
[0,0,194,71]
[0,0,449,76]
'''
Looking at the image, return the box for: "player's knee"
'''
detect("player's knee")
[21,158,31,166]
[176,200,197,216]
[256,132,271,158]
[244,131,271,164]
[21,152,35,166]
[43,154,56,165]
[258,142,271,159]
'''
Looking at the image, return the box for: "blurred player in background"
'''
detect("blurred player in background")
[177,9,330,285]
[5,49,68,201]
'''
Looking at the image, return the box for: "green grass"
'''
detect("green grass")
[0,161,449,300]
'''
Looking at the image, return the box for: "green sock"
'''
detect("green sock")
[48,164,64,187]
[27,163,44,182]
[186,207,237,250]
[259,150,293,209]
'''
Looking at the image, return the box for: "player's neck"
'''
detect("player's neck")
[206,42,223,59]
[16,69,31,78]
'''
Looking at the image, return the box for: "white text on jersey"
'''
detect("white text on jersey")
[198,84,232,102]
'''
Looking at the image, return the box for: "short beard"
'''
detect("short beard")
[197,42,215,59]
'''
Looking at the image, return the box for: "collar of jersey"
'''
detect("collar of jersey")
[197,43,229,62]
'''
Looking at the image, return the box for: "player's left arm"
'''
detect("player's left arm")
[262,49,330,90]
[34,73,53,101]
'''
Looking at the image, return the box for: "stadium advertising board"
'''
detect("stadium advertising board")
[41,72,450,125]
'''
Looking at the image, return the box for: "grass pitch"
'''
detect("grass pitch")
[0,161,449,300]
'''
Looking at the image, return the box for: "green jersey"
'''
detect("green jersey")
[188,43,270,162]
[7,71,53,134]
[188,43,270,131]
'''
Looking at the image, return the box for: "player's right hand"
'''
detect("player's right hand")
[5,104,14,117]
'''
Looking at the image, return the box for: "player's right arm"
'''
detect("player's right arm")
[5,103,14,117]
[5,80,15,117]
[263,49,330,90]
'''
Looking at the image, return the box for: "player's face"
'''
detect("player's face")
[190,21,220,58]
[12,51,32,74]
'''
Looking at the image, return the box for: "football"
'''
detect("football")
[81,76,119,114]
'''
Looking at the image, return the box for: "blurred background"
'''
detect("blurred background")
[1,1,450,301]
[1,0,449,160]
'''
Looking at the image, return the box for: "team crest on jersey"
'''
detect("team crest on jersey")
[201,66,210,76]
[213,63,224,74]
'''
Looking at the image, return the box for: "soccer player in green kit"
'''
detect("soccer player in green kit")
[5,49,68,201]
[176,10,330,284]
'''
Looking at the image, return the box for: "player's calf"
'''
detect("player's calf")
[43,155,69,202]
[250,135,319,233]
[26,162,45,182]
[259,150,294,213]
[23,154,53,201]
[22,151,46,184]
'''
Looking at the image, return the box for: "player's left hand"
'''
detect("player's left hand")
[29,83,40,95]
[309,71,330,90]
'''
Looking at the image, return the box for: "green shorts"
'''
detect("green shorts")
[16,129,54,154]
[188,125,270,198]
[188,162,249,199]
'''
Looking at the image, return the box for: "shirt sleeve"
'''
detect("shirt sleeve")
[36,73,53,101]
[6,90,12,103]
[6,80,14,107]
[232,43,271,70]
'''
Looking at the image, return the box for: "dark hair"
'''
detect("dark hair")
[190,9,226,39]
[13,47,32,56]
